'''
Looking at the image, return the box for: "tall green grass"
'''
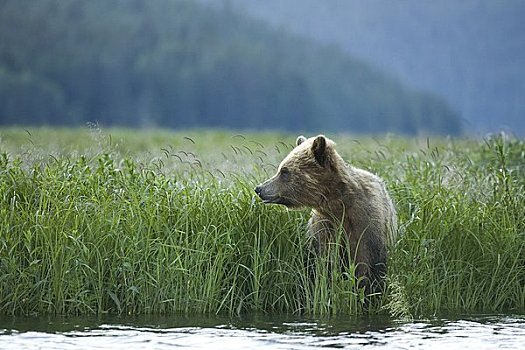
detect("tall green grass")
[0,127,524,317]
[388,135,525,317]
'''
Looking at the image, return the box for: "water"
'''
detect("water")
[1,313,524,349]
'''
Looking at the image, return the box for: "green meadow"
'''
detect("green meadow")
[0,127,524,318]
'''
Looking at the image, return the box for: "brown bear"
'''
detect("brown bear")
[255,135,397,294]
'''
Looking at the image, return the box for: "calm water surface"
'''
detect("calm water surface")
[1,313,524,349]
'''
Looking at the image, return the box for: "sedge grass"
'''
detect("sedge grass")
[0,127,524,317]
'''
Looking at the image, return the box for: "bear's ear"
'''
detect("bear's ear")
[296,135,306,146]
[312,135,328,166]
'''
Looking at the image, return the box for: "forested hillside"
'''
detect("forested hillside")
[0,0,461,134]
[222,0,525,135]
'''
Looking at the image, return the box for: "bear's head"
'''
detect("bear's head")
[255,135,338,209]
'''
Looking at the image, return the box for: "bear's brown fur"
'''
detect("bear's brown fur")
[255,135,397,294]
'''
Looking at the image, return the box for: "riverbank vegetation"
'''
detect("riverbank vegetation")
[0,128,523,317]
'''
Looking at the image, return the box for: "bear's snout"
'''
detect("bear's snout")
[254,185,263,197]
[254,183,276,203]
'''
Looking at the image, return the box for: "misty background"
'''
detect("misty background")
[0,0,523,136]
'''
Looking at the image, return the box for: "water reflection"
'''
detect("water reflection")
[1,314,524,349]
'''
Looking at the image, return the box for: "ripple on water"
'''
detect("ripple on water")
[1,314,524,350]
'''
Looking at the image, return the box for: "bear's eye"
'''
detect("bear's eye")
[280,167,291,180]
